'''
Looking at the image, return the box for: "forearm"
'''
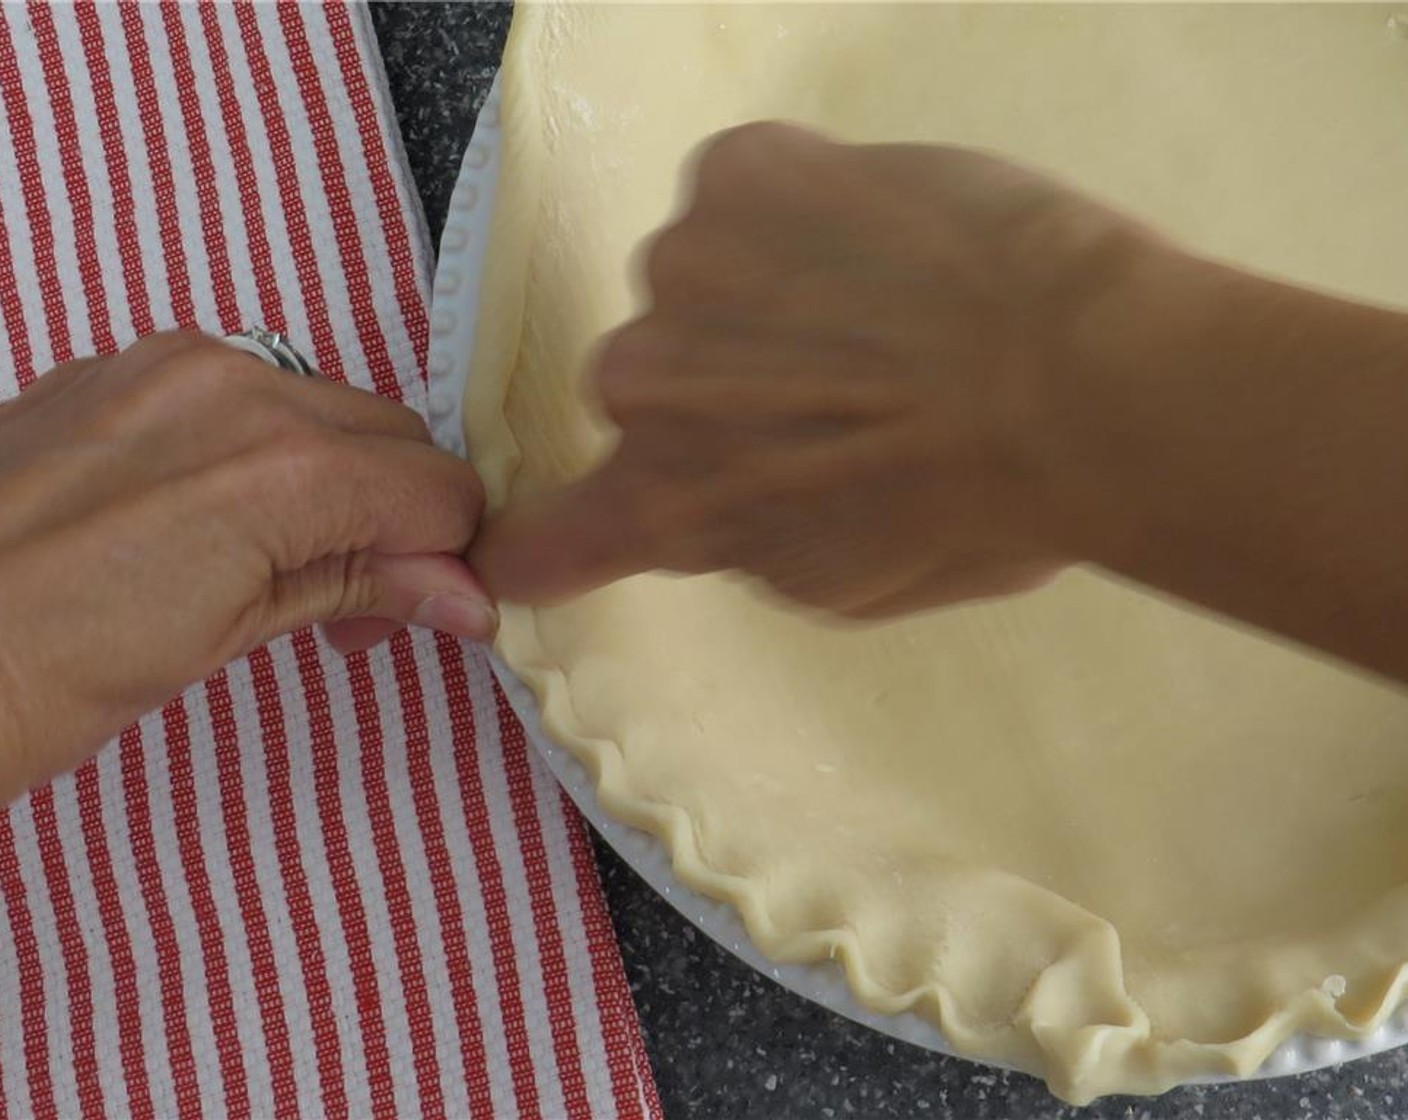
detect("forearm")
[1052,248,1408,683]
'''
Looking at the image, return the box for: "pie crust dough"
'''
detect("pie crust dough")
[465,2,1408,1101]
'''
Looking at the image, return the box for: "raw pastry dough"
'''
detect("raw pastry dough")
[465,2,1408,1101]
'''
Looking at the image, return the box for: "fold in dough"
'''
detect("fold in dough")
[464,2,1408,1101]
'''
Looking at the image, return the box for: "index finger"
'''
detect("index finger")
[470,459,665,604]
[231,433,487,572]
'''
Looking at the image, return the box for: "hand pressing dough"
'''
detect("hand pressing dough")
[465,2,1408,1101]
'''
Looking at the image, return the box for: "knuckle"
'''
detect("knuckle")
[226,385,317,451]
[403,408,434,444]
[642,228,726,308]
[86,339,247,439]
[699,121,794,178]
[117,332,334,451]
[123,329,216,366]
[594,323,679,416]
[642,225,689,292]
[243,429,346,505]
[41,356,100,389]
[694,121,825,201]
[594,362,652,423]
[693,135,750,201]
[131,335,253,406]
[331,551,380,620]
[229,433,368,562]
[342,384,432,443]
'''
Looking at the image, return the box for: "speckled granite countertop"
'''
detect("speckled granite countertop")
[367,4,1408,1116]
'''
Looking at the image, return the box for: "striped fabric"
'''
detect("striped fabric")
[0,3,661,1118]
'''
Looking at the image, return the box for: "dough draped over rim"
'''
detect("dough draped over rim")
[464,2,1408,1101]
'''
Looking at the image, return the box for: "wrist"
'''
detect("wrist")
[1031,229,1408,681]
[1028,236,1240,572]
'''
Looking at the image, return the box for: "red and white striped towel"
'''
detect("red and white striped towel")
[0,4,661,1117]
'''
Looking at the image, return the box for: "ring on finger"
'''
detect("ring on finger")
[222,325,318,377]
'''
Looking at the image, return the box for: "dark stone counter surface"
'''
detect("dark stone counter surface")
[367,4,1408,1116]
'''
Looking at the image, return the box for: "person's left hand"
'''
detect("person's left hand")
[0,331,493,797]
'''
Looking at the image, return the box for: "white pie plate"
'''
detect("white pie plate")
[425,76,1408,1091]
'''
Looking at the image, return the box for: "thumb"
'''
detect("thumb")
[471,461,661,604]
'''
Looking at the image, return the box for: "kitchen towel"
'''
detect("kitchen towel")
[0,3,661,1117]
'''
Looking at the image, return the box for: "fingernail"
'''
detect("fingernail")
[412,594,499,642]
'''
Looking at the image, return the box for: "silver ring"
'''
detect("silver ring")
[222,326,317,376]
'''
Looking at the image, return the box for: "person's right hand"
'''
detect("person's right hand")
[476,122,1408,687]
[473,122,1159,616]
[0,331,495,799]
